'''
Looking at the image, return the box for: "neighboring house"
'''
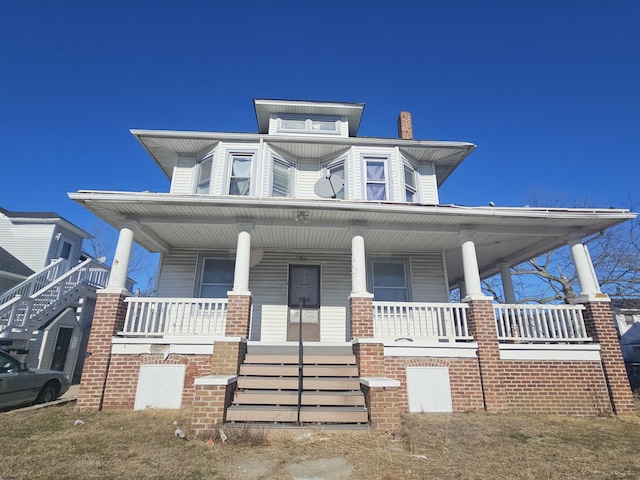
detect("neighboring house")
[0,208,111,382]
[71,99,636,432]
[611,299,640,390]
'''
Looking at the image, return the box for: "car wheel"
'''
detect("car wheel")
[36,382,59,404]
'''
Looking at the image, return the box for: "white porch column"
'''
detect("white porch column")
[500,262,516,304]
[351,227,368,295]
[568,234,602,298]
[105,221,134,293]
[459,230,489,300]
[232,224,252,293]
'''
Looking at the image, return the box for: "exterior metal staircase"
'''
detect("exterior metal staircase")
[226,343,369,425]
[0,257,110,342]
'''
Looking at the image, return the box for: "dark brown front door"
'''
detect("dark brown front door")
[287,265,320,341]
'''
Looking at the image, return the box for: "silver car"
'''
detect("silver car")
[0,349,71,410]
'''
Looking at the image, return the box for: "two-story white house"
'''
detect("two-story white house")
[71,99,636,432]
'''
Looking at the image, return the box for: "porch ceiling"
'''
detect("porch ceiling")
[69,191,636,287]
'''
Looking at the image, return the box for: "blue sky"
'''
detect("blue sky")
[1,1,639,250]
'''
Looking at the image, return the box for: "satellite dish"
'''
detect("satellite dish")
[314,171,344,198]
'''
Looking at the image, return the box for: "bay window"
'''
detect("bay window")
[404,164,417,202]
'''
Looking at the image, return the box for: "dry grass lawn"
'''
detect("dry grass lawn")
[1,403,640,479]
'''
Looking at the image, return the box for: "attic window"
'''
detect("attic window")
[278,116,339,134]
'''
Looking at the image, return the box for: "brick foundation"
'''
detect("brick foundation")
[101,354,212,409]
[582,300,635,414]
[76,292,128,410]
[384,356,485,413]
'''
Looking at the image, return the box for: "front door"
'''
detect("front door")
[287,265,320,341]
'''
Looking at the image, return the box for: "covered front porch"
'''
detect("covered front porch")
[70,193,636,427]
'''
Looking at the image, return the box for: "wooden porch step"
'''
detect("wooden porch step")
[243,354,356,365]
[246,343,353,356]
[226,405,369,424]
[240,364,358,377]
[234,390,366,407]
[237,376,361,390]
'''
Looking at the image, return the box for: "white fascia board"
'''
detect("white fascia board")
[68,190,635,221]
[129,129,475,151]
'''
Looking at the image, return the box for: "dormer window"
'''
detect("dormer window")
[277,115,340,135]
[404,164,417,202]
[229,154,253,195]
[196,157,212,194]
[272,158,293,197]
[365,158,388,201]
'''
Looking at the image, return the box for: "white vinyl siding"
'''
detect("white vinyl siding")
[0,216,56,271]
[155,251,199,297]
[418,162,439,205]
[410,252,448,302]
[296,158,320,198]
[171,155,195,195]
[249,251,351,342]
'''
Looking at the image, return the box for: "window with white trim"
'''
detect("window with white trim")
[365,158,387,201]
[278,116,340,135]
[324,160,346,199]
[228,154,253,196]
[404,164,417,202]
[199,258,235,298]
[370,259,410,302]
[196,157,212,194]
[272,158,292,197]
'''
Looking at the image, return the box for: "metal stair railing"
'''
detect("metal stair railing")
[0,258,68,308]
[0,258,109,335]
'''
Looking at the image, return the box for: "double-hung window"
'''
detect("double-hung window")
[404,164,417,202]
[371,260,409,302]
[199,258,235,298]
[196,157,212,194]
[272,158,292,197]
[365,158,387,201]
[229,154,253,196]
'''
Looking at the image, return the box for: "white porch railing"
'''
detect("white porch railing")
[122,297,228,336]
[495,304,591,343]
[373,302,472,341]
[0,258,67,307]
[0,258,109,334]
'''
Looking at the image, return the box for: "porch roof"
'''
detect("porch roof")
[68,190,636,287]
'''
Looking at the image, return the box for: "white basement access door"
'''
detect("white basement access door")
[134,364,186,410]
[406,366,453,413]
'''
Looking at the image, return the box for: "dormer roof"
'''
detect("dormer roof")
[253,99,365,136]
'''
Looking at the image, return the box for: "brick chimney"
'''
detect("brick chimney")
[397,111,413,140]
